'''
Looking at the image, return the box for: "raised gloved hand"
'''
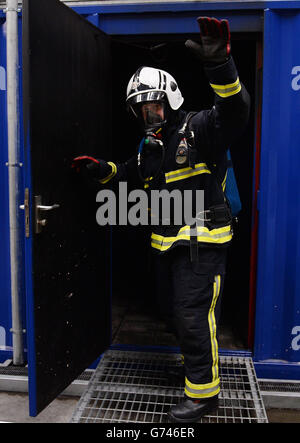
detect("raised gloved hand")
[185,17,231,65]
[71,156,112,181]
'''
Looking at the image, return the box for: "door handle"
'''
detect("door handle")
[34,196,60,234]
[37,204,60,211]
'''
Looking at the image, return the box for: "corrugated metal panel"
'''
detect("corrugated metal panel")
[254,9,300,365]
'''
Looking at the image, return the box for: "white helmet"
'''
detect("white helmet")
[126,66,184,116]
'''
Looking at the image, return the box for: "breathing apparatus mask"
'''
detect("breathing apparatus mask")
[131,99,167,153]
[126,66,184,183]
[131,99,166,183]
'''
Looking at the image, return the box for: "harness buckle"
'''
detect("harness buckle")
[195,210,211,222]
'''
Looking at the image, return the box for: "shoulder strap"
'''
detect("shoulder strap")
[179,111,197,136]
[185,112,228,201]
[179,112,198,168]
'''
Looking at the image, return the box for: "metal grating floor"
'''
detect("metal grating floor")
[71,350,268,423]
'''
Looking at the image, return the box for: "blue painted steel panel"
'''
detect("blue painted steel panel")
[254,9,300,374]
[71,1,300,15]
[96,11,262,34]
[255,361,300,380]
[0,15,26,364]
[0,18,13,363]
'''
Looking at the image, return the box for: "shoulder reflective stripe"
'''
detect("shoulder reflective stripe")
[209,275,221,383]
[166,163,208,177]
[210,77,241,98]
[144,176,153,189]
[151,225,232,251]
[185,377,220,399]
[99,162,117,184]
[165,163,211,184]
[222,170,227,192]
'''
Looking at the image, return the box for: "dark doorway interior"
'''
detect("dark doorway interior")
[108,33,258,351]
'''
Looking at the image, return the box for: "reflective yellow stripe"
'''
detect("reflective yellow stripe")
[186,377,219,390]
[210,77,241,98]
[165,163,211,184]
[222,170,227,192]
[209,276,221,382]
[144,176,153,189]
[185,377,220,399]
[210,77,240,90]
[184,275,221,399]
[151,225,232,251]
[99,162,117,184]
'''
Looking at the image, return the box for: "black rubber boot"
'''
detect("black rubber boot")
[167,396,219,423]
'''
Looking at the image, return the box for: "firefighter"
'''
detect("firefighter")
[73,17,250,422]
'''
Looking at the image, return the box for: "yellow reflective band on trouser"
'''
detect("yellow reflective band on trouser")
[165,163,211,184]
[184,275,222,399]
[185,377,220,399]
[151,225,232,251]
[210,77,241,98]
[209,275,221,383]
[99,162,117,184]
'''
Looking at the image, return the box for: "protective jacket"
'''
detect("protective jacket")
[105,56,250,262]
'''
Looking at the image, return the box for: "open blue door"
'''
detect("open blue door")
[22,0,111,416]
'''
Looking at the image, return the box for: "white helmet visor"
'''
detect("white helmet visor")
[127,91,166,115]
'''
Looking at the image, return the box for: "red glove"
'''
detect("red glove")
[185,17,231,65]
[71,156,112,180]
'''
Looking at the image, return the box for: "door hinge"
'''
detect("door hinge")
[3,7,22,13]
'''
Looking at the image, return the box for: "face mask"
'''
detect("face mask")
[144,109,163,128]
[141,102,165,131]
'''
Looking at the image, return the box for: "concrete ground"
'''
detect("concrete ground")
[0,392,79,423]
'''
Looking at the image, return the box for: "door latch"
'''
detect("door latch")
[34,195,60,234]
[19,188,30,238]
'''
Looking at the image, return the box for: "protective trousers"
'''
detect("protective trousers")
[153,247,225,399]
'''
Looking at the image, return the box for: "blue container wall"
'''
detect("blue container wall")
[0,17,13,363]
[0,15,26,364]
[254,9,300,375]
